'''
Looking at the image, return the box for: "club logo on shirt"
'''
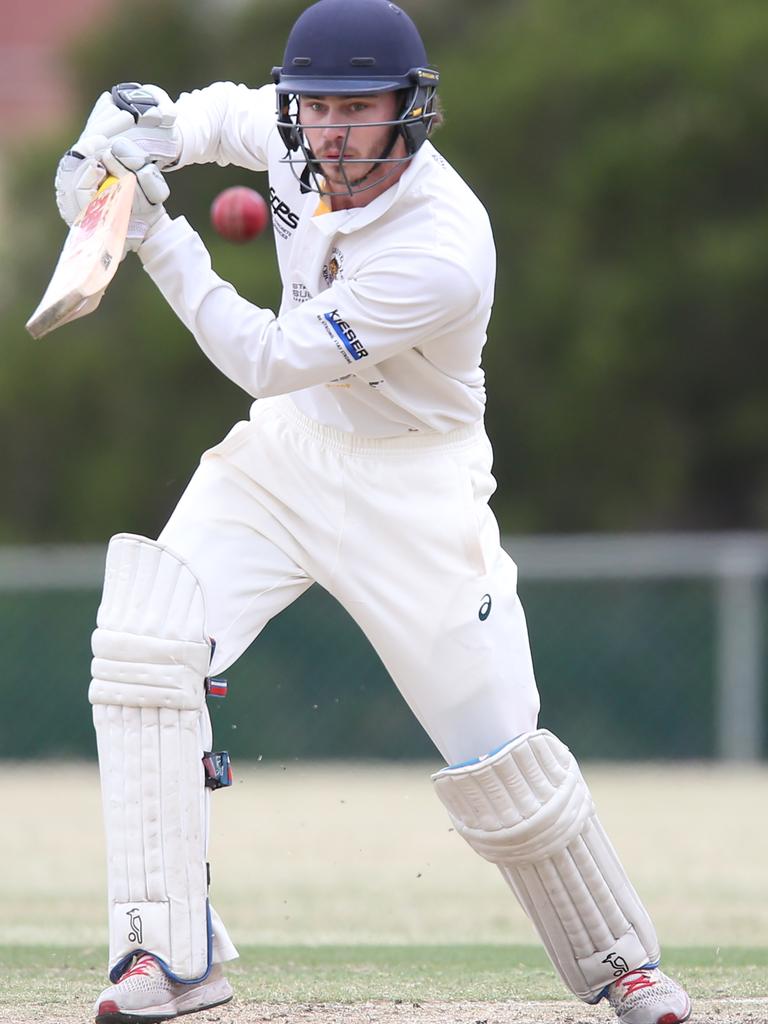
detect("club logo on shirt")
[319,308,368,361]
[269,188,299,238]
[322,246,345,286]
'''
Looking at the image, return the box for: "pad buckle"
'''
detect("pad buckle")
[203,750,233,789]
[205,676,228,698]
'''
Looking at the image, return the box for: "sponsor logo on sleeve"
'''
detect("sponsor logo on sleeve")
[318,308,368,362]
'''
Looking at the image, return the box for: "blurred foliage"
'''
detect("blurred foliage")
[1,0,767,541]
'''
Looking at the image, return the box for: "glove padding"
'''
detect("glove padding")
[55,83,180,228]
[102,137,171,254]
[78,84,180,168]
[108,83,181,167]
[55,135,111,226]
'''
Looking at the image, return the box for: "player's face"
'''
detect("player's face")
[299,92,405,191]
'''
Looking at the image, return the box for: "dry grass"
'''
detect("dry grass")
[3,762,768,1023]
[4,760,767,949]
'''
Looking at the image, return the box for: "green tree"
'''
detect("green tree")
[2,0,767,541]
[437,0,768,530]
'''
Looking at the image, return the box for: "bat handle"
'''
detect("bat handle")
[98,175,120,193]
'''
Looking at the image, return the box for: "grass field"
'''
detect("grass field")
[2,761,767,1023]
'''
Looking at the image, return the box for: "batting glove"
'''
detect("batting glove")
[108,83,181,167]
[54,83,180,228]
[79,83,180,167]
[55,134,111,226]
[102,137,171,254]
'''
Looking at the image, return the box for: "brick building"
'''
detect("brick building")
[2,0,116,143]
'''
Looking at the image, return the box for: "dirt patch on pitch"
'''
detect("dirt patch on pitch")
[6,999,768,1024]
[217,998,767,1024]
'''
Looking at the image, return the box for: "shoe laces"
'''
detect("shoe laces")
[121,954,161,981]
[614,969,658,996]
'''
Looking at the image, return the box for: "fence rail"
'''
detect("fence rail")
[509,534,767,761]
[1,534,765,762]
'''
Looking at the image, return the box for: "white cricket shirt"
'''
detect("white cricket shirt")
[139,82,496,436]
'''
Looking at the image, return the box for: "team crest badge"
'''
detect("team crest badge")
[322,247,345,286]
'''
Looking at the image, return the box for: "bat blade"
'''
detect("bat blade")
[26,174,136,340]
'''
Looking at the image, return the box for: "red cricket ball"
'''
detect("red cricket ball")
[210,186,269,243]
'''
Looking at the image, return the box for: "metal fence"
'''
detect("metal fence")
[1,534,765,762]
[510,533,767,762]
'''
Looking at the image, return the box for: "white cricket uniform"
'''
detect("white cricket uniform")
[138,81,540,767]
[89,84,675,1005]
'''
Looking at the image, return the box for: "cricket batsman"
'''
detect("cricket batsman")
[54,1,693,1022]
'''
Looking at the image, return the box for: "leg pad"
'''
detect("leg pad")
[432,730,659,1001]
[90,534,217,981]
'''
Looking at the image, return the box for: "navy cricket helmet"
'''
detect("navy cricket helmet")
[272,0,440,194]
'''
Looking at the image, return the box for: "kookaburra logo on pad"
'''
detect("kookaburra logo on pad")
[602,952,630,977]
[126,908,143,945]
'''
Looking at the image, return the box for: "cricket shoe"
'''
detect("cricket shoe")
[94,953,233,1023]
[606,967,692,1024]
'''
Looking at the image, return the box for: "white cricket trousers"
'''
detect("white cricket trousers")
[160,395,540,765]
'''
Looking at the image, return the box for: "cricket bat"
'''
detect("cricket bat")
[26,173,136,340]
